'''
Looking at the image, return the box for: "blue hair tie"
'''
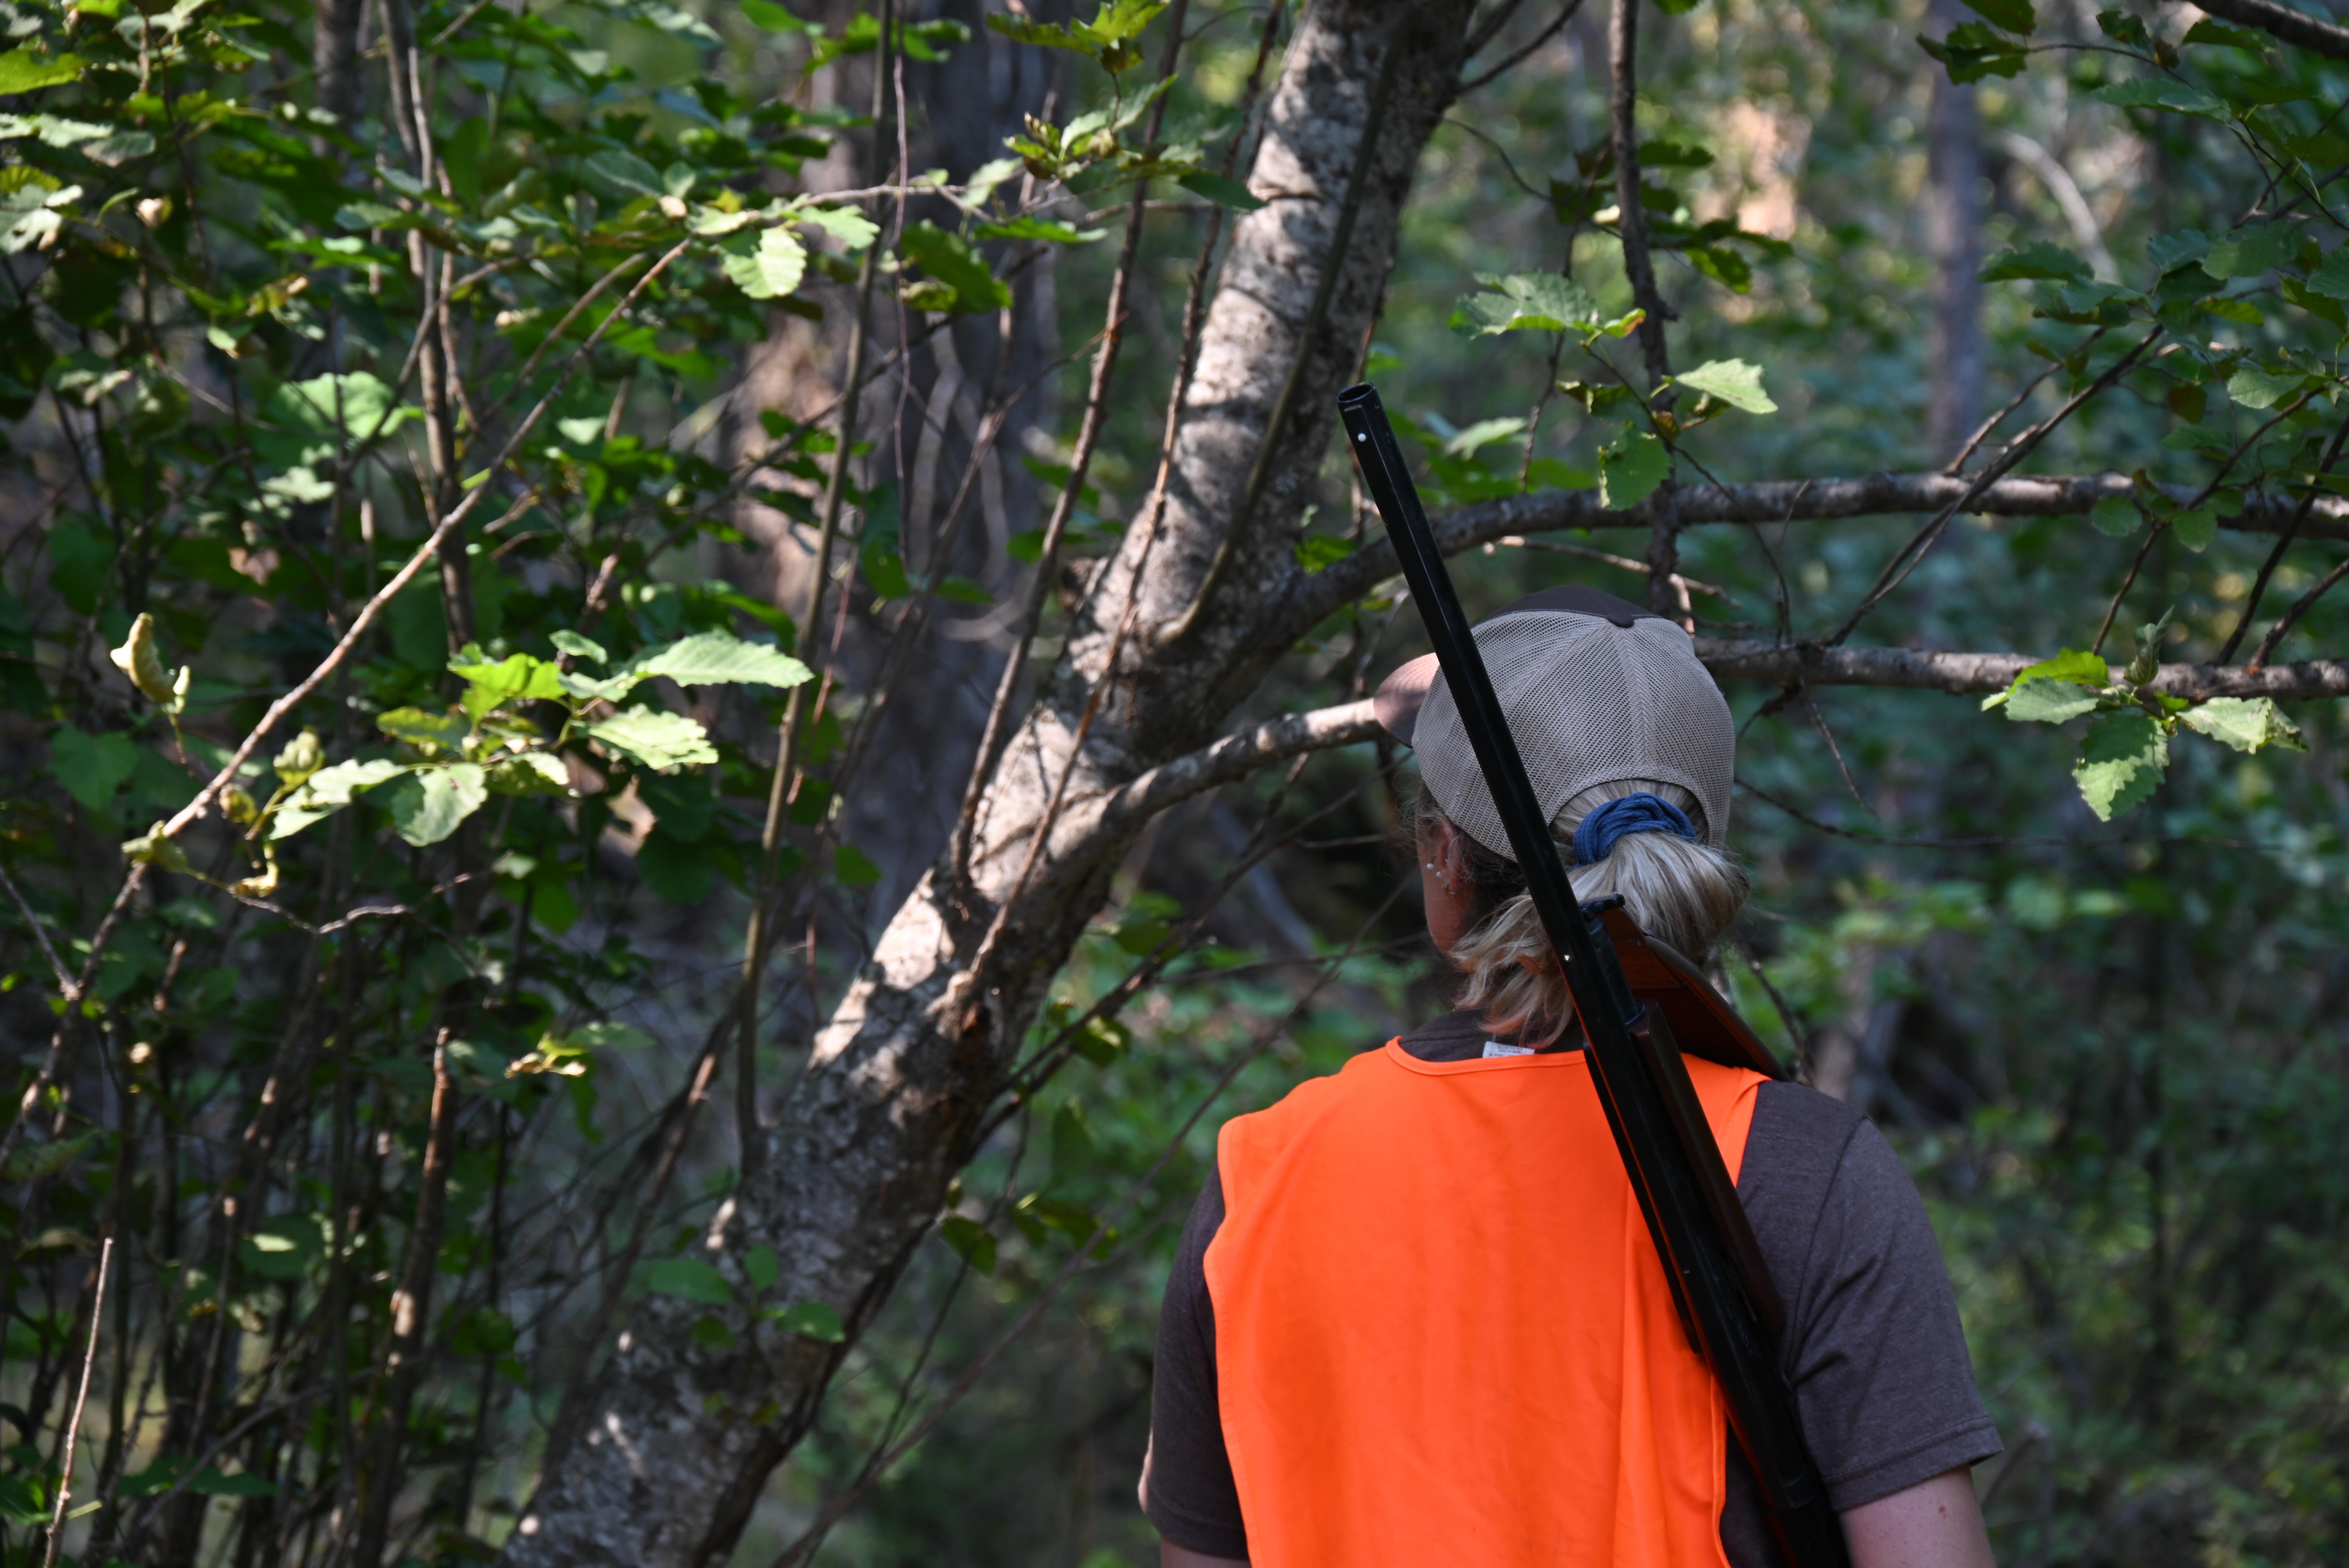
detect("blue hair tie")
[1572,793,1699,866]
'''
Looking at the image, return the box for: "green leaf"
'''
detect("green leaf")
[450,650,567,722]
[2180,695,2306,753]
[271,758,406,839]
[798,204,879,253]
[376,706,469,752]
[2092,78,2230,121]
[740,0,816,30]
[975,215,1106,243]
[721,227,807,299]
[2307,247,2349,300]
[1174,171,1265,211]
[1295,534,1357,570]
[2018,647,2112,686]
[385,764,488,847]
[1069,1013,1130,1065]
[1050,1099,1095,1187]
[1961,0,2034,34]
[1919,22,2027,82]
[2074,710,2167,821]
[0,51,86,94]
[1674,358,1777,413]
[772,1301,845,1341]
[551,630,607,664]
[743,1246,781,1292]
[2169,508,2217,551]
[487,752,573,798]
[1442,416,1527,457]
[2095,9,2151,48]
[1449,271,1602,336]
[51,725,139,809]
[1598,428,1670,511]
[2148,230,2212,273]
[1980,241,2091,282]
[2089,494,2141,536]
[2205,223,2303,279]
[638,825,715,902]
[582,148,667,201]
[631,631,813,689]
[834,843,882,886]
[646,1256,733,1306]
[2226,365,2304,410]
[939,1215,998,1275]
[2004,678,2105,724]
[900,220,1011,312]
[2182,19,2268,49]
[586,710,719,773]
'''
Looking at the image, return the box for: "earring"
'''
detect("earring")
[1424,862,1435,870]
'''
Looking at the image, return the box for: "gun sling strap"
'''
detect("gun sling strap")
[1338,381,1854,1568]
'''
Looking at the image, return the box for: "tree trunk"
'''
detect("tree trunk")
[1923,0,1984,457]
[498,1,1476,1562]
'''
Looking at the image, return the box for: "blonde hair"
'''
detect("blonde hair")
[1415,779,1748,1046]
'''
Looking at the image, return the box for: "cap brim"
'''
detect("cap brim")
[1373,653,1440,745]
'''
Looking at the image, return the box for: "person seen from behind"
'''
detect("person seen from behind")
[1139,586,2003,1568]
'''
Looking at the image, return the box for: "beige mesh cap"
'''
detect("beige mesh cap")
[1375,585,1734,859]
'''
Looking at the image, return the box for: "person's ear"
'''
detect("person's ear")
[1435,817,1474,891]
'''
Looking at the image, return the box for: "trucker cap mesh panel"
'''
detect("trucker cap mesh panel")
[1415,609,1734,859]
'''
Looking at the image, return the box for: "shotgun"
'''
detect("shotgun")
[1338,381,1852,1568]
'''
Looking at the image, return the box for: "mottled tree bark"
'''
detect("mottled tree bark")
[497,2,1478,1563]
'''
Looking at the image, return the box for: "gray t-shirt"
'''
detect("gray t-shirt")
[1144,1010,2001,1564]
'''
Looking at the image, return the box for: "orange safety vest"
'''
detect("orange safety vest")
[1205,1041,1767,1568]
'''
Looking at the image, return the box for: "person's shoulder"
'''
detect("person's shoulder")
[1741,1079,1871,1201]
[1752,1078,1870,1146]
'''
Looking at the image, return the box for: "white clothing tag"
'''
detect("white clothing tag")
[1481,1040,1534,1058]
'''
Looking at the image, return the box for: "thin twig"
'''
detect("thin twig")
[1459,0,1583,94]
[2247,550,2349,668]
[1822,327,2161,649]
[43,1235,112,1568]
[1943,347,2076,475]
[2218,413,2349,662]
[0,860,76,1000]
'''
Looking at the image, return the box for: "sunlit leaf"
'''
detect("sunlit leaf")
[721,226,807,299]
[586,710,719,773]
[630,631,813,689]
[385,764,488,847]
[271,758,406,839]
[1674,358,1777,413]
[2073,710,2167,820]
[2180,696,2306,753]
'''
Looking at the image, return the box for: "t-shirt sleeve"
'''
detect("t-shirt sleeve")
[1143,1164,1251,1557]
[1743,1083,2003,1510]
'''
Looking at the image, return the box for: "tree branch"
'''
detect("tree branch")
[2176,0,2349,62]
[1287,469,2349,632]
[1094,698,1383,834]
[1694,638,2349,700]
